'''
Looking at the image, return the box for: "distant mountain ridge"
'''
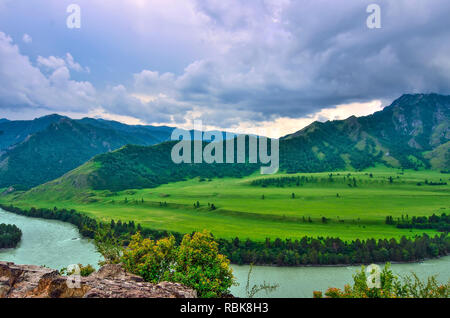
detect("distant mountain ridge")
[17,93,450,196]
[0,114,67,151]
[1,93,449,192]
[280,93,450,172]
[0,115,244,189]
[0,116,175,188]
[0,114,175,152]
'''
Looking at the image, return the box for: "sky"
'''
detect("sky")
[0,0,449,137]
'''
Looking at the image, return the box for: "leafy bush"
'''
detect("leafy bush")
[121,232,176,283]
[313,263,449,298]
[172,230,235,298]
[122,230,235,298]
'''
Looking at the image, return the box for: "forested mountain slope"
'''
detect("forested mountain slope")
[281,93,450,172]
[0,117,174,188]
[4,93,450,193]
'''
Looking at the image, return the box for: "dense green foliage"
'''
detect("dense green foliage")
[280,119,383,173]
[0,223,22,248]
[219,234,449,265]
[313,263,449,298]
[122,230,235,298]
[172,231,235,297]
[91,141,259,191]
[121,233,177,282]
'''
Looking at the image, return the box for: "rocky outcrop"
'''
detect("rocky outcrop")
[0,261,196,298]
[0,185,14,196]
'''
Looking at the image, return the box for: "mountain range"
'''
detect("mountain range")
[0,115,174,188]
[280,93,450,173]
[1,93,449,193]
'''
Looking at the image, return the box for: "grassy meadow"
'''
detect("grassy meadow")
[1,167,449,242]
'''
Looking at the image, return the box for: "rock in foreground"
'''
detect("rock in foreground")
[0,261,196,298]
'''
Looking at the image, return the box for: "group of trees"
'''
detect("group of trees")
[217,234,449,266]
[90,120,435,192]
[193,201,217,210]
[250,173,403,189]
[0,223,22,248]
[423,179,447,186]
[386,213,450,232]
[251,174,360,188]
[92,142,259,191]
[1,204,449,267]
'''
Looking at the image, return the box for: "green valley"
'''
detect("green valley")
[0,116,174,189]
[2,1,450,300]
[0,93,448,265]
[2,167,448,242]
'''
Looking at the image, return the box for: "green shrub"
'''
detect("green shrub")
[61,264,96,277]
[121,232,176,283]
[172,230,235,298]
[121,230,235,298]
[313,263,449,298]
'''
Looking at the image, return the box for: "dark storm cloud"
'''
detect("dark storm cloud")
[0,0,449,127]
[169,0,450,122]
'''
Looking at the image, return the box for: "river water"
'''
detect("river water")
[1,208,448,298]
[0,208,102,270]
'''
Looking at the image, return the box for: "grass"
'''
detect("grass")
[1,167,449,242]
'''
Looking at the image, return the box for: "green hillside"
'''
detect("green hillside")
[0,114,65,151]
[15,94,448,194]
[281,93,450,172]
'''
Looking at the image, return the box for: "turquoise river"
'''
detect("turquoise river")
[1,208,448,298]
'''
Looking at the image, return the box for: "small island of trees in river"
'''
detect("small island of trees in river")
[0,223,22,249]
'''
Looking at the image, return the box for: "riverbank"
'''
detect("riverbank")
[1,207,449,298]
[1,204,448,267]
[0,208,101,269]
[230,257,450,297]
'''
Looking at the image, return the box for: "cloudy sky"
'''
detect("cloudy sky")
[0,0,449,137]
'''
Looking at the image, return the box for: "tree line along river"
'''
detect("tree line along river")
[0,207,448,298]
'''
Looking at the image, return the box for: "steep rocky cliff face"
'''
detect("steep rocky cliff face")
[0,261,196,298]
